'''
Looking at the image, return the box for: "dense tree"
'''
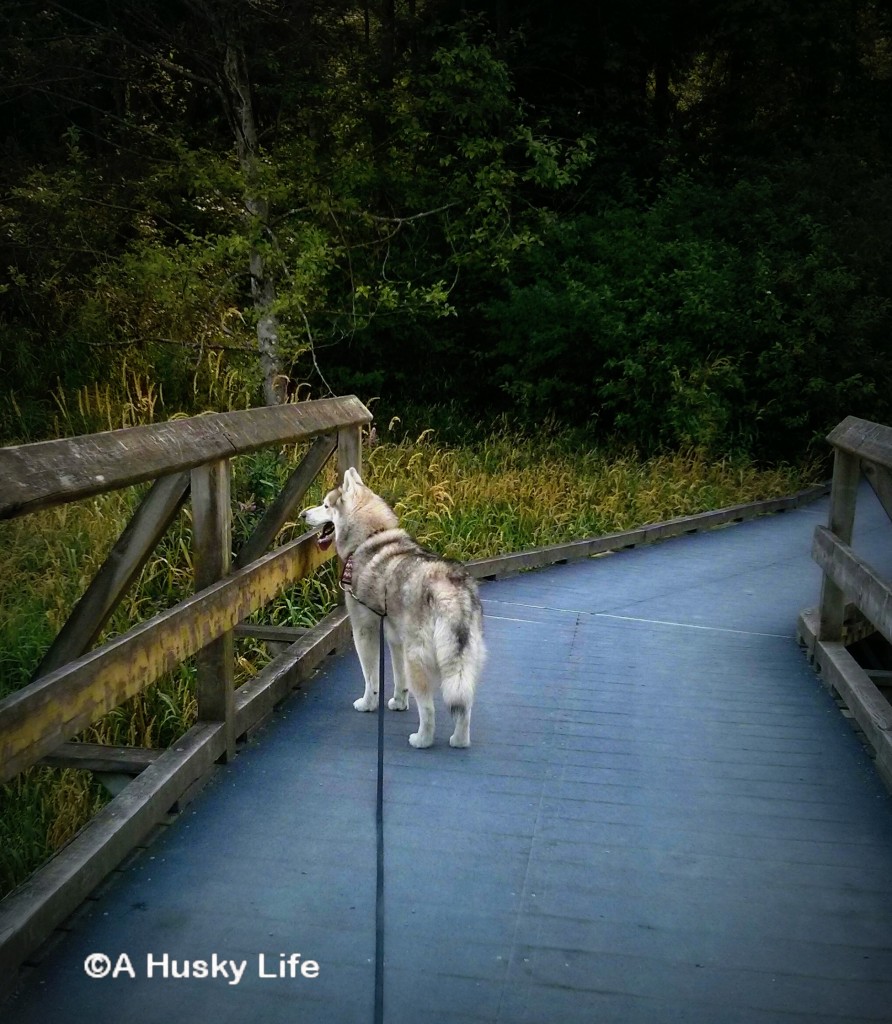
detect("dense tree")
[1,1,890,458]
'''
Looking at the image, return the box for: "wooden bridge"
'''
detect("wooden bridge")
[2,401,892,1023]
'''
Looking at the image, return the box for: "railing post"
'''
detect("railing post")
[338,423,363,482]
[817,448,860,642]
[192,458,236,760]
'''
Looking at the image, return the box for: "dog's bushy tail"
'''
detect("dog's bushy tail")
[434,592,485,718]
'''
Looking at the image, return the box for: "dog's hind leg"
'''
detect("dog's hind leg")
[405,657,435,748]
[441,659,478,748]
[447,700,472,748]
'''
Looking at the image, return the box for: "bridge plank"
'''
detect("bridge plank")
[0,396,371,520]
[815,642,892,786]
[233,607,350,739]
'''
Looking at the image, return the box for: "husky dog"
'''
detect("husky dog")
[302,468,485,748]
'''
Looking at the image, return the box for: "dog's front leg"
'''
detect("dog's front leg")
[349,598,381,711]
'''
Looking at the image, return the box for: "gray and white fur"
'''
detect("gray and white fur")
[302,467,485,748]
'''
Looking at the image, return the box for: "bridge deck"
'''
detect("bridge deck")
[7,487,892,1023]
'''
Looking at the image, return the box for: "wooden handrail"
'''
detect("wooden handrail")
[0,395,370,519]
[826,415,892,469]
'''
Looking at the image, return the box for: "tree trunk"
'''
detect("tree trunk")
[205,2,286,405]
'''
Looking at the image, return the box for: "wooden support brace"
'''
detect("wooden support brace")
[192,460,235,761]
[337,423,363,483]
[33,471,190,681]
[861,458,892,525]
[818,449,860,642]
[233,433,336,570]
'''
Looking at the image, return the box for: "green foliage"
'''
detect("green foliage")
[485,172,892,458]
[3,2,889,456]
[1,14,595,428]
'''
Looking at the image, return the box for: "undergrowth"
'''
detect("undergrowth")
[0,391,822,899]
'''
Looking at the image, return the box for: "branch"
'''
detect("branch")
[363,201,460,225]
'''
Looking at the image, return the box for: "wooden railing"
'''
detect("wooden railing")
[798,415,892,788]
[0,396,371,988]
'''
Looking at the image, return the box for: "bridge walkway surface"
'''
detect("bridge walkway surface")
[6,485,892,1023]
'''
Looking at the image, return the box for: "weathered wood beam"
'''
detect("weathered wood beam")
[192,459,235,760]
[0,531,332,785]
[813,525,892,647]
[232,624,309,643]
[0,396,372,520]
[233,433,337,570]
[0,723,225,993]
[40,741,163,774]
[826,416,892,469]
[32,471,191,681]
[817,449,861,642]
[337,423,363,483]
[861,458,892,525]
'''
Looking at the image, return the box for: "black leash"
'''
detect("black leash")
[341,554,387,1024]
[374,614,386,1024]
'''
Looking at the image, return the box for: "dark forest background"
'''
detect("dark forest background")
[2,1,891,460]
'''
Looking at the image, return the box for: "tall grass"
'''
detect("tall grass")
[365,419,820,560]
[0,394,822,899]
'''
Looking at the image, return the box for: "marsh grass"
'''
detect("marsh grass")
[0,404,821,899]
[364,419,821,560]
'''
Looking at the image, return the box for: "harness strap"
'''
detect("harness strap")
[340,554,354,590]
[340,554,386,617]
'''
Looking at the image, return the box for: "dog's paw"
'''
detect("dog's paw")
[408,731,434,749]
[388,696,408,712]
[449,735,470,748]
[353,696,378,712]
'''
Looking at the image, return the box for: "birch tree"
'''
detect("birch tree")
[187,0,286,405]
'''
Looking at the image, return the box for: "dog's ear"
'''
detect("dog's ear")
[342,467,364,491]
